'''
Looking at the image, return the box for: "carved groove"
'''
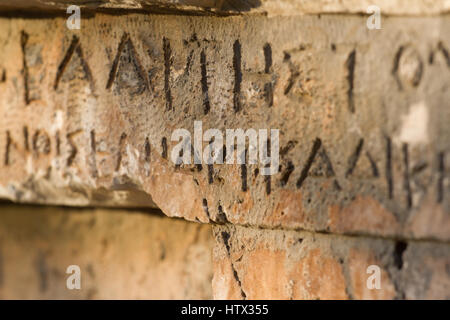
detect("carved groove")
[115,133,127,171]
[402,144,412,209]
[233,40,242,112]
[200,49,211,115]
[106,33,128,90]
[386,137,394,199]
[346,139,364,177]
[20,31,30,104]
[345,49,356,113]
[296,138,322,189]
[161,137,168,159]
[280,161,294,186]
[66,130,82,167]
[163,37,173,111]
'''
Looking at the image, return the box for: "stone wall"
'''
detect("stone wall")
[0,1,449,299]
[213,225,450,299]
[0,204,213,299]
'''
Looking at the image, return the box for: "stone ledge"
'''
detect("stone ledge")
[0,1,449,16]
[213,224,450,299]
[0,204,213,299]
[0,13,449,241]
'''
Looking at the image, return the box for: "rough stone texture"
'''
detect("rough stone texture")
[1,0,449,16]
[212,225,450,300]
[0,204,213,299]
[0,4,449,300]
[0,13,449,242]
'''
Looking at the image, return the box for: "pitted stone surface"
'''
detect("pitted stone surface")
[0,13,449,241]
[212,225,450,300]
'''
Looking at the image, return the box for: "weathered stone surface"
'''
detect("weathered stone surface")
[0,2,449,301]
[212,225,450,300]
[1,0,449,16]
[0,204,213,299]
[0,13,449,241]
